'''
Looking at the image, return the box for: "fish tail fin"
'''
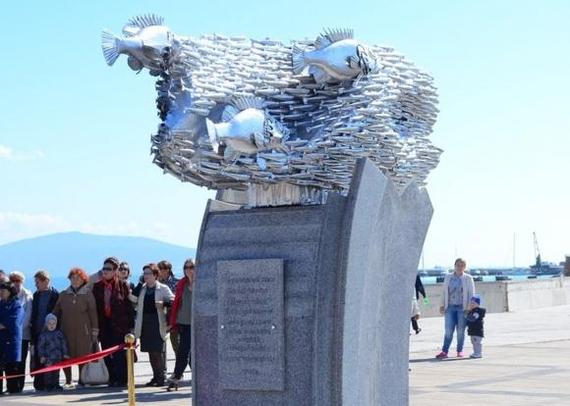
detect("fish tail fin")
[292,44,306,74]
[206,119,219,152]
[101,30,121,66]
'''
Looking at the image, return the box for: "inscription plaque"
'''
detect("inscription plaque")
[217,258,285,391]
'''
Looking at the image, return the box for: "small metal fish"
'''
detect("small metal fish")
[101,14,172,71]
[292,29,377,83]
[103,16,442,197]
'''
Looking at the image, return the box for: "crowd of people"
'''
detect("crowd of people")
[1,255,489,395]
[0,257,195,395]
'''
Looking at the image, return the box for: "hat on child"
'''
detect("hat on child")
[45,313,58,325]
[470,295,481,305]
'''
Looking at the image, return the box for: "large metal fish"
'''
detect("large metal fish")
[206,97,289,163]
[101,14,173,72]
[292,29,377,84]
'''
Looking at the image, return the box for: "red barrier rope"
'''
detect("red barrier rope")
[0,343,128,380]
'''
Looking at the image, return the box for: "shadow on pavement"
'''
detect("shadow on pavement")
[12,381,192,404]
[410,357,472,363]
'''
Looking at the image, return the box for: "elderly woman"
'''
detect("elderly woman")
[167,259,195,391]
[131,263,174,387]
[0,282,25,395]
[435,258,475,359]
[53,268,99,387]
[9,272,33,393]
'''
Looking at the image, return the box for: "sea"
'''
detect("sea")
[420,274,560,285]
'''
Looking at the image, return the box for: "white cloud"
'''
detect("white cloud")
[0,212,69,244]
[0,145,13,158]
[0,144,45,161]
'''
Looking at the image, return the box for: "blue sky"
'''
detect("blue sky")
[0,1,568,268]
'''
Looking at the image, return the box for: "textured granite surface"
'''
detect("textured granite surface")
[341,159,433,406]
[193,158,433,405]
[193,202,344,405]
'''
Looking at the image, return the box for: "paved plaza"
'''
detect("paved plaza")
[3,305,570,405]
[410,304,570,405]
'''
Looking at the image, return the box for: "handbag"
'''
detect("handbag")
[80,343,109,385]
[411,298,420,318]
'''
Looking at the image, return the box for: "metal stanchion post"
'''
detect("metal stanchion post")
[125,334,136,406]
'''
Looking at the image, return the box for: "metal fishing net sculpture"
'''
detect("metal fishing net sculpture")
[102,15,442,206]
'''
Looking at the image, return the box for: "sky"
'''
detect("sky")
[0,1,569,268]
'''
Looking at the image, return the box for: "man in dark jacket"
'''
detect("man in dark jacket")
[30,271,59,391]
[92,257,134,387]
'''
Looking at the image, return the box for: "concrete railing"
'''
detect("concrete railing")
[420,276,570,318]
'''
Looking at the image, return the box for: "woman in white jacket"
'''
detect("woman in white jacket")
[435,258,475,359]
[131,263,174,386]
[9,272,32,393]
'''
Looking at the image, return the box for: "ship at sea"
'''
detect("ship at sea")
[417,233,565,283]
[530,261,563,276]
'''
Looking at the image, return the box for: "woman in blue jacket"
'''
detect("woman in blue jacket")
[0,281,25,395]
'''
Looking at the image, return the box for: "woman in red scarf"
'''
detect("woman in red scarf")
[92,257,134,387]
[166,259,195,391]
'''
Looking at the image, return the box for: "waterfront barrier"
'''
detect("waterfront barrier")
[420,276,570,317]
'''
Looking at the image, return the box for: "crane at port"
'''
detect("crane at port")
[530,232,563,275]
[533,232,542,273]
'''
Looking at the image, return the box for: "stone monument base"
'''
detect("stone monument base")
[192,158,433,405]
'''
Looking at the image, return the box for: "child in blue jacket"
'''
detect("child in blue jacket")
[37,313,69,391]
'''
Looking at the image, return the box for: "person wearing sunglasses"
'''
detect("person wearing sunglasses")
[92,257,134,387]
[118,262,135,291]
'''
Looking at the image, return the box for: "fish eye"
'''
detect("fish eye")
[127,56,143,71]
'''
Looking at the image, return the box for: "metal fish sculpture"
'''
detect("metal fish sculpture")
[101,14,173,73]
[292,29,377,83]
[102,16,442,206]
[207,98,289,163]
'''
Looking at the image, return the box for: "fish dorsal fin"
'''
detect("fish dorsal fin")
[221,105,240,122]
[231,96,265,112]
[123,14,165,36]
[222,96,265,121]
[315,28,354,48]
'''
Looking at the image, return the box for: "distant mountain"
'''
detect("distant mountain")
[0,232,195,289]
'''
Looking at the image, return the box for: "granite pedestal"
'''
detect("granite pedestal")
[192,158,433,405]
